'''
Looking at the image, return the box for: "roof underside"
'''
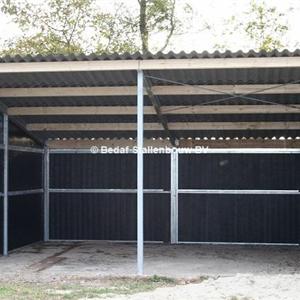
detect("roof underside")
[1,50,300,143]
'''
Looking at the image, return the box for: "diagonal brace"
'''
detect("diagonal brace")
[144,78,176,146]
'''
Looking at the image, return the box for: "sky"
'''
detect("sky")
[0,0,299,53]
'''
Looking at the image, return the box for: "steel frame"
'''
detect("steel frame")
[170,150,178,244]
[3,114,8,256]
[178,148,300,154]
[50,188,168,194]
[8,189,43,196]
[137,69,144,275]
[48,148,300,154]
[178,189,300,195]
[46,147,300,251]
[44,147,50,241]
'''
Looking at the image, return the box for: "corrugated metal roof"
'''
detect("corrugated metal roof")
[1,50,300,141]
[1,67,299,88]
[0,50,300,88]
[31,129,300,140]
[2,94,299,107]
[1,49,300,63]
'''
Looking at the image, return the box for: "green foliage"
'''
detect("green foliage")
[91,2,139,54]
[1,0,92,55]
[0,0,192,55]
[216,0,289,51]
[138,0,178,52]
[244,0,288,51]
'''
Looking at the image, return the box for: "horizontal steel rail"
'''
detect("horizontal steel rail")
[178,242,300,246]
[50,148,106,154]
[49,148,300,154]
[8,145,44,153]
[3,189,300,196]
[179,189,300,195]
[50,188,170,194]
[8,189,44,196]
[178,148,300,154]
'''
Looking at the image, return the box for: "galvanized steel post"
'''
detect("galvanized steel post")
[3,114,8,256]
[170,149,178,244]
[44,146,50,241]
[137,69,144,275]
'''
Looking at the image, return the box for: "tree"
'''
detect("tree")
[0,0,192,55]
[1,0,93,55]
[87,0,192,54]
[215,0,289,51]
[138,0,178,53]
[244,0,289,51]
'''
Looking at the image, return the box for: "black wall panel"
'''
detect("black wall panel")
[50,153,170,189]
[8,194,43,250]
[7,150,43,252]
[50,193,170,242]
[0,114,3,144]
[0,149,3,193]
[179,194,299,243]
[9,151,43,191]
[179,154,300,190]
[0,197,3,253]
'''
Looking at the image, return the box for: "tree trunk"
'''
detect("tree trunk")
[139,0,148,53]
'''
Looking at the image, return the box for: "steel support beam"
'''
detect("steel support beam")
[8,189,44,196]
[3,114,8,256]
[178,189,299,195]
[170,150,179,244]
[137,70,144,275]
[144,79,175,145]
[49,188,168,194]
[43,147,50,241]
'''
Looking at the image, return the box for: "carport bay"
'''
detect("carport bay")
[0,50,300,276]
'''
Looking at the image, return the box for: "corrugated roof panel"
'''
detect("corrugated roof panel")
[0,70,137,88]
[146,68,300,85]
[1,49,300,63]
[32,129,300,141]
[1,50,300,141]
[2,94,300,108]
[1,96,142,107]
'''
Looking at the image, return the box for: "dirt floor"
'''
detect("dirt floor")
[0,241,299,299]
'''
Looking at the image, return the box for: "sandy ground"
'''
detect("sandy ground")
[0,241,299,299]
[113,274,300,300]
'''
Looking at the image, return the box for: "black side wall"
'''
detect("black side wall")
[0,117,43,254]
[0,114,4,253]
[49,153,170,241]
[179,154,300,243]
[8,150,43,250]
[0,149,3,253]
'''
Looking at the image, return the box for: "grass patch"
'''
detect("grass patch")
[0,275,182,299]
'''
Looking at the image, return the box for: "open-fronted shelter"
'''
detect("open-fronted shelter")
[0,50,300,275]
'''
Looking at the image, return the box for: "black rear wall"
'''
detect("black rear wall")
[178,154,300,243]
[49,153,170,241]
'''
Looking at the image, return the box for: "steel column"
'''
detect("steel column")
[3,114,8,256]
[170,150,178,244]
[137,69,144,275]
[43,147,50,241]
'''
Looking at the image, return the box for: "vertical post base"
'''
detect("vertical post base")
[137,70,144,275]
[170,149,178,244]
[3,114,8,256]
